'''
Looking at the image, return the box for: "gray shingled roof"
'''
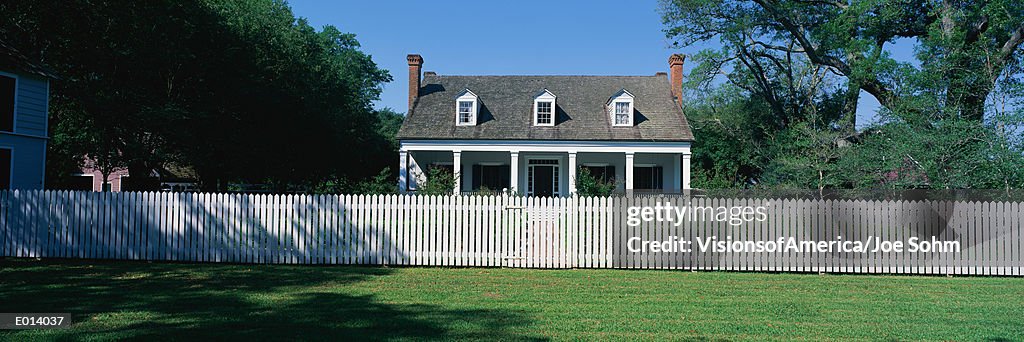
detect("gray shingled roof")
[397,75,694,141]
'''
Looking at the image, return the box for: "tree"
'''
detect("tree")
[676,42,851,189]
[661,0,1024,191]
[1,0,393,191]
[661,0,1024,122]
[375,108,406,153]
[837,110,1024,190]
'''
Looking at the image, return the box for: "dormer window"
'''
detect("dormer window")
[458,101,474,124]
[614,102,630,125]
[533,89,556,126]
[455,89,478,126]
[536,101,553,125]
[607,89,634,127]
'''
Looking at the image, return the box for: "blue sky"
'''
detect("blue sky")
[289,0,918,128]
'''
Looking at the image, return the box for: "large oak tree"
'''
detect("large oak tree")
[662,0,1024,122]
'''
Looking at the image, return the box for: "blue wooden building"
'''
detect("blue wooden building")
[0,41,56,190]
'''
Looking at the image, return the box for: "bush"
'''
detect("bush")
[310,168,396,195]
[574,168,617,196]
[418,167,458,196]
[350,168,397,194]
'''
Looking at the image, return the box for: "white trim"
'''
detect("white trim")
[398,150,408,193]
[607,89,634,127]
[70,173,95,191]
[509,151,520,193]
[526,156,561,196]
[611,101,633,127]
[632,164,665,190]
[0,71,18,134]
[71,173,95,191]
[452,150,462,194]
[116,173,127,192]
[455,89,478,126]
[582,163,610,167]
[604,88,635,103]
[625,152,634,190]
[400,139,691,154]
[68,172,96,191]
[682,153,692,190]
[567,151,577,196]
[533,89,556,127]
[527,157,563,164]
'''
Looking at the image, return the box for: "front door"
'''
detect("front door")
[528,159,559,197]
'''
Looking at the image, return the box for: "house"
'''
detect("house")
[64,158,199,192]
[69,163,130,192]
[396,54,694,196]
[0,41,56,190]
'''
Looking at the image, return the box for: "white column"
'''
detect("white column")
[509,151,520,195]
[452,150,462,195]
[682,153,692,190]
[567,151,577,196]
[672,154,682,192]
[398,150,408,193]
[625,152,634,192]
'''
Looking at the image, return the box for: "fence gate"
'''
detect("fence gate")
[503,198,572,268]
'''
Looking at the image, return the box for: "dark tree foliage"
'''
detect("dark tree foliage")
[1,0,394,191]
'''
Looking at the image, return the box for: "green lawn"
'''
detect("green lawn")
[1,259,1022,341]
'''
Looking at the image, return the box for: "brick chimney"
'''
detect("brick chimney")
[668,54,686,107]
[407,54,424,112]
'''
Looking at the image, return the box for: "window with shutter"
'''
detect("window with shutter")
[583,165,615,183]
[472,164,510,191]
[633,166,663,190]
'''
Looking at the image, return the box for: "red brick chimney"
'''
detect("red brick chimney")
[407,54,424,112]
[668,54,686,107]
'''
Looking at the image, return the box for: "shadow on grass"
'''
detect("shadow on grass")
[0,259,543,340]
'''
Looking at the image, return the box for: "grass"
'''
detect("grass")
[1,259,1022,341]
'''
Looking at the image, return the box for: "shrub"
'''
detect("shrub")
[418,167,458,196]
[350,168,397,194]
[575,168,618,196]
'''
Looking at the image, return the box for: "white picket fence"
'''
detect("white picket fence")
[1,190,1022,275]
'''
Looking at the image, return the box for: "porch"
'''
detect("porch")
[398,140,691,196]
